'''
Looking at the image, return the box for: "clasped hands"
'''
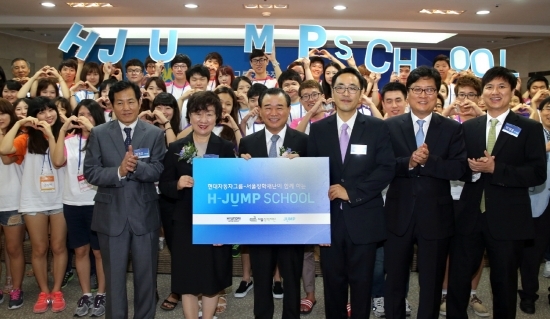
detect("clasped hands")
[119,145,138,177]
[468,150,495,174]
[409,143,429,168]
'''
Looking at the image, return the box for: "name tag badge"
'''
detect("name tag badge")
[40,175,55,193]
[203,154,220,158]
[350,144,367,155]
[77,174,93,193]
[133,148,150,159]
[502,123,521,137]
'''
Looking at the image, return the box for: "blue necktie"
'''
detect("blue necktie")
[124,127,132,151]
[415,120,425,148]
[269,135,279,158]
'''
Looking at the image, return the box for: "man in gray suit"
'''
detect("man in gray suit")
[84,80,166,319]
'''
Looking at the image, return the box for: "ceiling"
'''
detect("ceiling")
[0,0,548,50]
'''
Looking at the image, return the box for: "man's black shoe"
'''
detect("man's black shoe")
[519,298,535,314]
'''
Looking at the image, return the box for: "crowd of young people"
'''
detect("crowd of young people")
[0,44,549,319]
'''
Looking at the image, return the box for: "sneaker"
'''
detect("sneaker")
[234,280,254,298]
[91,294,106,317]
[51,291,67,312]
[74,295,92,317]
[405,299,412,317]
[90,273,98,292]
[33,292,50,313]
[372,297,385,317]
[61,269,74,289]
[159,238,165,251]
[469,294,489,317]
[272,281,284,299]
[543,261,550,278]
[440,294,447,316]
[8,289,24,309]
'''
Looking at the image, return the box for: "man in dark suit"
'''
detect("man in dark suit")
[84,80,166,319]
[446,67,547,319]
[239,87,308,319]
[384,66,467,319]
[307,68,395,319]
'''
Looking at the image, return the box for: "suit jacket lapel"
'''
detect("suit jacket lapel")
[474,115,487,156]
[424,113,442,148]
[342,114,366,170]
[491,112,516,156]
[205,133,222,155]
[255,129,269,157]
[131,120,146,151]
[326,115,343,169]
[400,113,417,153]
[108,121,126,159]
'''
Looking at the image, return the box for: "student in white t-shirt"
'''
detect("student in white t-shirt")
[51,99,106,316]
[239,83,267,136]
[166,54,192,100]
[0,97,68,313]
[96,79,117,122]
[231,76,252,124]
[248,49,279,89]
[0,98,25,309]
[203,52,223,91]
[278,70,305,123]
[176,65,209,130]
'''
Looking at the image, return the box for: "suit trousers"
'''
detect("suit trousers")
[384,220,449,319]
[519,203,550,301]
[320,209,377,319]
[249,244,304,319]
[98,221,159,319]
[447,212,524,319]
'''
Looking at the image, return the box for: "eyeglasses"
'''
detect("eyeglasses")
[334,85,360,95]
[457,93,478,100]
[409,87,437,95]
[127,68,142,74]
[301,92,321,101]
[172,64,188,70]
[251,58,268,64]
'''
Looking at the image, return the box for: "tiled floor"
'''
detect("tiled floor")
[1,264,550,318]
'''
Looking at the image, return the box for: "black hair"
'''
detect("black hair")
[0,98,18,133]
[125,59,144,72]
[277,69,303,88]
[322,62,342,99]
[214,86,239,144]
[52,97,72,118]
[247,83,268,99]
[381,82,408,100]
[72,99,106,148]
[231,76,252,91]
[36,78,60,97]
[170,54,192,68]
[144,56,155,68]
[204,52,223,66]
[406,66,442,91]
[331,67,366,90]
[432,54,450,67]
[58,59,78,73]
[80,62,103,85]
[186,91,222,124]
[152,92,181,136]
[26,97,62,154]
[186,64,210,81]
[99,78,117,93]
[309,56,324,68]
[481,67,517,91]
[249,49,265,61]
[527,75,549,91]
[3,80,22,92]
[259,87,291,108]
[108,80,141,105]
[538,97,550,111]
[140,76,167,113]
[0,66,6,90]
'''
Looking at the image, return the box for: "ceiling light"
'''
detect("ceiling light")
[333,5,346,10]
[262,12,271,17]
[259,4,273,9]
[273,4,288,9]
[476,10,490,15]
[184,4,198,8]
[420,9,465,15]
[66,3,113,7]
[244,4,258,9]
[41,2,56,7]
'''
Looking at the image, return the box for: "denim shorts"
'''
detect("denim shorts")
[22,209,63,216]
[0,210,25,226]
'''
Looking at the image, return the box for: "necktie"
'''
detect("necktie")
[415,119,425,148]
[480,118,499,213]
[340,123,349,161]
[269,135,279,158]
[124,127,132,151]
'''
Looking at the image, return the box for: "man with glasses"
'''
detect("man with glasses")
[166,54,192,100]
[308,68,395,318]
[446,67,546,319]
[442,76,485,123]
[384,66,467,319]
[125,59,145,87]
[249,49,278,88]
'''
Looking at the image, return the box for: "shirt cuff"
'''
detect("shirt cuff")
[118,166,126,180]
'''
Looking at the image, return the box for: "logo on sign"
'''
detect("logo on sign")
[226,217,241,223]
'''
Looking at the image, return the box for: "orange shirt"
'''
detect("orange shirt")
[10,133,29,165]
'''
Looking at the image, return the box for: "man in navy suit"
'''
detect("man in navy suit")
[307,68,395,318]
[384,66,467,319]
[239,88,308,319]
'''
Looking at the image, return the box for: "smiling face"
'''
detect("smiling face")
[77,105,95,127]
[236,80,251,95]
[60,66,76,84]
[218,74,231,86]
[260,93,290,134]
[12,60,29,78]
[203,59,219,79]
[382,90,407,118]
[113,87,139,126]
[146,81,164,99]
[310,61,324,80]
[125,66,143,84]
[155,104,174,121]
[299,87,323,112]
[0,111,10,131]
[189,73,208,90]
[14,100,28,118]
[407,77,437,118]
[281,79,300,101]
[529,80,548,98]
[509,95,521,107]
[36,107,57,125]
[434,61,450,79]
[218,93,234,115]
[324,66,339,86]
[483,77,513,116]
[190,105,216,136]
[40,84,57,99]
[86,70,100,86]
[332,73,362,114]
[2,85,18,104]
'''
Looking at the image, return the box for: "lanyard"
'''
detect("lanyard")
[77,135,84,174]
[209,81,215,91]
[170,82,189,97]
[41,150,53,175]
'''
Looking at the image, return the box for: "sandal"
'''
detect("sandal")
[160,293,180,311]
[300,298,317,315]
[216,295,227,314]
